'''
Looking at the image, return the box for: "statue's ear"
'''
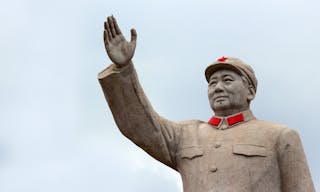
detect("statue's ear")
[247,85,256,101]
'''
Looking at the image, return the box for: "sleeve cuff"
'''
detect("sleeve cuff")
[97,61,134,79]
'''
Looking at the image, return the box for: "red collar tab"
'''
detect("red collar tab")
[217,56,228,62]
[227,113,244,126]
[208,117,222,126]
[208,113,244,127]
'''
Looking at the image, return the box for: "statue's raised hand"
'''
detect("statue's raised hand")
[104,16,137,67]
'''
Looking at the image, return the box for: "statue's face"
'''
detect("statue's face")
[208,69,254,116]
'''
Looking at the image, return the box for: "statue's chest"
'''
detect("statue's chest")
[176,123,279,191]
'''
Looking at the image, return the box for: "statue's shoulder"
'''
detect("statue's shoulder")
[243,119,300,145]
[177,119,203,126]
[176,119,204,131]
[250,119,292,134]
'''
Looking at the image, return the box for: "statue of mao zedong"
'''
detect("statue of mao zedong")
[98,16,315,192]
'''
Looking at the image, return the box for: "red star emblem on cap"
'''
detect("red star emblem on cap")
[217,56,228,62]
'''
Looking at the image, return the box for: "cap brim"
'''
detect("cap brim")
[205,63,243,82]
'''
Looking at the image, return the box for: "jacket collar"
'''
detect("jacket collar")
[208,109,255,130]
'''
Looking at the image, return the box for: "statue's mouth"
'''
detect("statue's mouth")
[214,96,228,102]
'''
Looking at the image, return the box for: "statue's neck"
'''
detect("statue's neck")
[214,106,250,117]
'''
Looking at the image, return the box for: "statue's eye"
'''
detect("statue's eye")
[223,76,234,83]
[209,81,217,86]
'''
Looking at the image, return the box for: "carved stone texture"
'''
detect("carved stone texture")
[99,16,315,192]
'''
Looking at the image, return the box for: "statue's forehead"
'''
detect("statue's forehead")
[209,68,241,80]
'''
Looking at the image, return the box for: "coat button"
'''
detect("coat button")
[209,166,218,173]
[214,143,221,148]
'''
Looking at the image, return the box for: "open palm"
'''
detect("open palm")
[104,16,137,67]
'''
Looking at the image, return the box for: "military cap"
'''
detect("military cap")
[205,56,258,92]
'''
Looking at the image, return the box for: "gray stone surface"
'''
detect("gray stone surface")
[99,16,315,192]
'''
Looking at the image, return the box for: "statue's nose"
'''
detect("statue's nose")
[214,81,224,93]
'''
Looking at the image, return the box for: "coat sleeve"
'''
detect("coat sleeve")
[276,128,315,192]
[98,62,181,170]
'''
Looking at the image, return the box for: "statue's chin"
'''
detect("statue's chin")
[211,101,231,114]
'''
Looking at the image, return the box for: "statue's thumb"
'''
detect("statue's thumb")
[130,28,137,43]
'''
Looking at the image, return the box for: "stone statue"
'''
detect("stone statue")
[98,16,315,192]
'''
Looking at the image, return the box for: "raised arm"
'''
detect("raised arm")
[99,16,182,170]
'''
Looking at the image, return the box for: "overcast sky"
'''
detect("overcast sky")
[1,0,319,191]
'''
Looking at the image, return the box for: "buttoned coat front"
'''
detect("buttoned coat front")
[98,63,315,192]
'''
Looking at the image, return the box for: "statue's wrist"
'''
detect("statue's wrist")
[114,60,133,68]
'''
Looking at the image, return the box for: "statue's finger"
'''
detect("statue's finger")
[112,15,122,35]
[103,30,109,47]
[130,28,137,43]
[104,21,107,30]
[107,16,117,37]
[105,21,113,40]
[103,31,110,53]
